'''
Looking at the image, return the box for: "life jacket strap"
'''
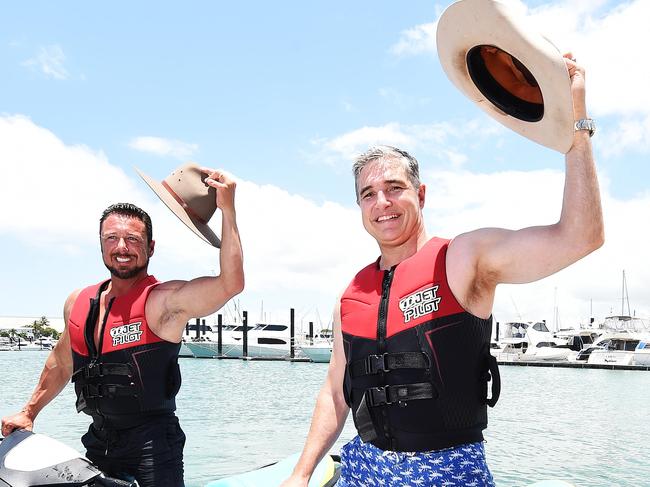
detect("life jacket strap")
[80,383,137,400]
[354,382,437,443]
[72,363,133,382]
[485,354,501,407]
[350,352,430,377]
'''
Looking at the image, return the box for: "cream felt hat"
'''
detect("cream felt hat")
[436,0,574,153]
[136,162,221,247]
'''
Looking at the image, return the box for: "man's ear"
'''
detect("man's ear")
[418,184,426,209]
[149,240,155,257]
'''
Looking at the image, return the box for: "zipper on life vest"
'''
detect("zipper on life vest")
[378,267,395,352]
[378,267,395,448]
[89,295,115,454]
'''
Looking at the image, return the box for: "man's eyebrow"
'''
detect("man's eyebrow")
[359,184,373,195]
[359,179,408,194]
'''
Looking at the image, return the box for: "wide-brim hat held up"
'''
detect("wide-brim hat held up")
[136,162,221,247]
[437,0,574,153]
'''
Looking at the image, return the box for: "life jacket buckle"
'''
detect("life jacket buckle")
[368,386,389,406]
[365,354,389,374]
[82,384,101,399]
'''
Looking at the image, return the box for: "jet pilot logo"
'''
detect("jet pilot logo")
[110,322,143,347]
[399,286,441,323]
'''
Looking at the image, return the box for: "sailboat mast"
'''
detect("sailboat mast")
[622,270,625,316]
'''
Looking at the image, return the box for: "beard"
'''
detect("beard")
[104,260,148,280]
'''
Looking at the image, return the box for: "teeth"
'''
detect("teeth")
[377,214,398,222]
[116,257,131,262]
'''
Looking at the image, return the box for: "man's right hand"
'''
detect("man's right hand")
[1,410,33,437]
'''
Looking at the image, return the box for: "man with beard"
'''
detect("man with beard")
[1,168,244,487]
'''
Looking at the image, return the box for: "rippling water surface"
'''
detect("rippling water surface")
[1,353,648,486]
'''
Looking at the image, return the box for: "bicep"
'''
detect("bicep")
[49,326,73,377]
[50,291,79,376]
[466,224,579,286]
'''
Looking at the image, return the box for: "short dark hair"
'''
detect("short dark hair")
[100,203,153,243]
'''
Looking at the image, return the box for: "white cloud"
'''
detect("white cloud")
[129,136,198,160]
[311,119,503,170]
[1,115,648,327]
[390,21,438,56]
[423,167,650,325]
[0,115,372,323]
[0,115,138,245]
[22,45,69,80]
[520,0,650,116]
[599,115,650,156]
[391,0,650,116]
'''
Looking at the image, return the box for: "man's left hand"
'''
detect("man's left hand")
[201,168,237,213]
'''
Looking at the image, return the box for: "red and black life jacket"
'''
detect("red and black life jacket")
[68,275,181,429]
[341,237,500,452]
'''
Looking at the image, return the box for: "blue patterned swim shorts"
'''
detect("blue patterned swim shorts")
[337,436,494,487]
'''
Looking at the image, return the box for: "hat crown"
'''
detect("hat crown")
[163,163,216,223]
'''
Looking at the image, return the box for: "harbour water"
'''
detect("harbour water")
[1,352,648,486]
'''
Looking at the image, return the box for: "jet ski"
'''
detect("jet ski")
[0,430,136,487]
[206,452,577,487]
[205,452,340,487]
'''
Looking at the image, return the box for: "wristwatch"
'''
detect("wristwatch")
[574,118,596,137]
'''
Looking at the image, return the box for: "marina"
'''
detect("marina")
[0,351,648,486]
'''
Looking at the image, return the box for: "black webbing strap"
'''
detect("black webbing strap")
[72,363,132,382]
[354,393,378,443]
[350,352,429,378]
[81,383,136,400]
[485,354,501,407]
[354,382,436,443]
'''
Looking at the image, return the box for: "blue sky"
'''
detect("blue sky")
[2,0,649,331]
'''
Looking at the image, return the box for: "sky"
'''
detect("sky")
[1,0,649,334]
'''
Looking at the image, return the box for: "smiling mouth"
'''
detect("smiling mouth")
[115,256,133,263]
[376,214,399,222]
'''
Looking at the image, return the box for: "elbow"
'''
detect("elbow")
[224,273,245,297]
[588,218,605,253]
[579,223,605,257]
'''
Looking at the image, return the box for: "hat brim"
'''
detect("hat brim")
[437,0,574,153]
[136,167,221,248]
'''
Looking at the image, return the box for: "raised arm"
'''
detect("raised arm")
[1,291,77,436]
[148,169,245,342]
[281,301,350,487]
[447,55,604,317]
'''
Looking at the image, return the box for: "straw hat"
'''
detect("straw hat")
[436,0,574,153]
[136,163,221,247]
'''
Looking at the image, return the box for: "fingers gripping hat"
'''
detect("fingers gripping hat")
[436,0,574,153]
[136,163,221,247]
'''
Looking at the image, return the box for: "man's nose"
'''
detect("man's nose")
[376,190,391,207]
[116,237,128,250]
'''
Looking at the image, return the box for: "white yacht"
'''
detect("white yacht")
[492,321,567,362]
[586,333,648,366]
[183,323,242,358]
[15,337,54,351]
[0,337,14,351]
[298,333,333,363]
[634,340,650,366]
[221,323,292,358]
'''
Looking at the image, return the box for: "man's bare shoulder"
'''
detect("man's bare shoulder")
[64,289,83,310]
[447,228,507,258]
[63,289,83,324]
[446,228,507,317]
[150,279,187,293]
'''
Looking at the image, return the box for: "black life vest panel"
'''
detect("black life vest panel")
[68,275,181,429]
[341,237,500,452]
